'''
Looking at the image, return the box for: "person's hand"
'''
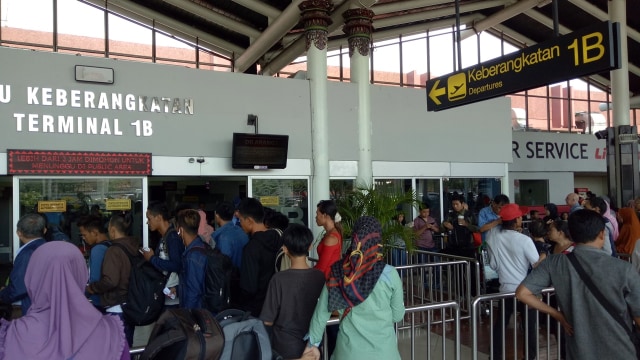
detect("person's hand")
[458,219,467,227]
[555,311,573,336]
[142,248,155,261]
[301,346,320,360]
[443,222,454,230]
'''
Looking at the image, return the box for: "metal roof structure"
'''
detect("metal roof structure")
[82,0,640,99]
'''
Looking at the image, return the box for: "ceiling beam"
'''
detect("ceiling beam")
[371,0,506,15]
[566,0,640,44]
[460,0,552,40]
[233,0,304,73]
[373,0,505,29]
[160,0,261,40]
[83,0,244,57]
[230,0,281,22]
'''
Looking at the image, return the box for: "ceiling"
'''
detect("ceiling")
[81,0,640,99]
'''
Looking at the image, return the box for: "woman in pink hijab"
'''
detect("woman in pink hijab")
[0,241,128,360]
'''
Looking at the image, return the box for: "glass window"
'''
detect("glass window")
[108,13,151,59]
[460,34,479,69]
[251,178,309,227]
[416,179,442,222]
[527,91,551,131]
[374,178,413,220]
[514,179,549,206]
[330,179,355,200]
[155,31,195,67]
[57,0,104,54]
[442,178,502,219]
[428,31,455,77]
[372,39,400,85]
[401,34,427,88]
[1,0,53,47]
[18,177,144,246]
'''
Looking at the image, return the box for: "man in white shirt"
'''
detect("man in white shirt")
[486,203,541,360]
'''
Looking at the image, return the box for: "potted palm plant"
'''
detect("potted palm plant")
[336,183,420,253]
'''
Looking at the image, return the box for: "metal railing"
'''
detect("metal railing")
[318,301,461,360]
[470,288,559,360]
[387,246,480,319]
[130,301,462,360]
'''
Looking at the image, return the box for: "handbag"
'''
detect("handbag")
[566,252,640,359]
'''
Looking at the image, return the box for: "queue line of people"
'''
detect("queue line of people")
[0,199,406,360]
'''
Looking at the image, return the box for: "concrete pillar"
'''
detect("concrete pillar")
[609,0,630,127]
[343,8,374,188]
[300,0,332,238]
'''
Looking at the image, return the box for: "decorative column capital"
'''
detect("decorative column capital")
[342,8,374,57]
[299,0,333,51]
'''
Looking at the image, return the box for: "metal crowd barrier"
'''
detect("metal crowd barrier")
[130,301,462,360]
[317,301,461,360]
[470,288,558,360]
[386,246,480,319]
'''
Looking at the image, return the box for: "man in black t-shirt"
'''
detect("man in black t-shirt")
[260,224,325,359]
[236,198,283,315]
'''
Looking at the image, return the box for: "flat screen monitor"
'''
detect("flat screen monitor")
[232,133,289,169]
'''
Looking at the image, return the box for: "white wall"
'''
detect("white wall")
[0,46,512,178]
[574,175,607,197]
[509,171,574,205]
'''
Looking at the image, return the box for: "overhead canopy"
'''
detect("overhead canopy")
[80,0,640,97]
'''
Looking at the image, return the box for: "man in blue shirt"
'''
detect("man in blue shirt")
[0,213,46,314]
[78,215,110,308]
[478,194,510,243]
[213,201,249,269]
[566,192,583,213]
[176,209,207,309]
[143,201,184,307]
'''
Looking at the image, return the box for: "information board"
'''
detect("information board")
[426,21,620,111]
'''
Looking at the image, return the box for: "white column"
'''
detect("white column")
[300,0,332,239]
[609,0,630,127]
[343,8,375,188]
[502,163,510,200]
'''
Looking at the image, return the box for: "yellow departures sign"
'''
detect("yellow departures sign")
[426,21,620,111]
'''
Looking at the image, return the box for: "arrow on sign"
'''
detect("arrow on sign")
[428,80,446,105]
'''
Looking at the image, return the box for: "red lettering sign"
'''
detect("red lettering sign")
[8,150,152,175]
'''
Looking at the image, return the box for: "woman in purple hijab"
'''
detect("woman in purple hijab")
[0,241,128,360]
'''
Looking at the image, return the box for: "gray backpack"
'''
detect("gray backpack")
[215,309,276,360]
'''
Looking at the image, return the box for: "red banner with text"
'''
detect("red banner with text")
[8,150,152,175]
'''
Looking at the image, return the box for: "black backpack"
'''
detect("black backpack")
[141,308,225,360]
[112,243,166,326]
[189,245,234,314]
[215,309,278,360]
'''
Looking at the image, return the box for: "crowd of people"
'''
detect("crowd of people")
[3,190,640,359]
[0,198,405,360]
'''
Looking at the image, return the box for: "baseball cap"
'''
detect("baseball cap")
[499,203,528,221]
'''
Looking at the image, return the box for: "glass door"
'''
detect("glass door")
[14,176,145,257]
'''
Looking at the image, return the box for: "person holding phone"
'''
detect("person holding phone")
[414,205,440,253]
